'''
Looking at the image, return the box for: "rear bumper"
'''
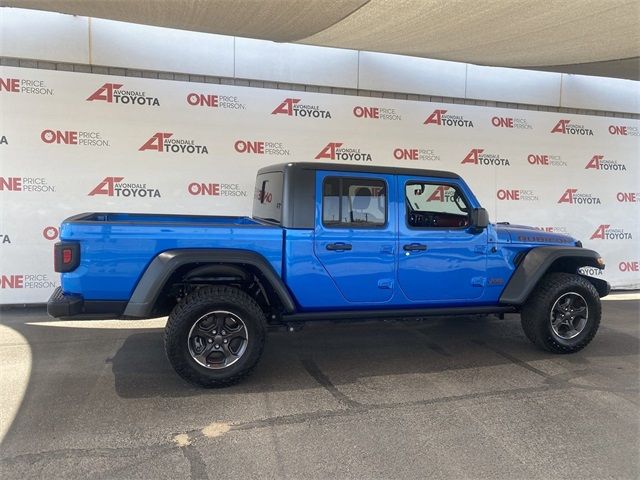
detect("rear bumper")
[47,287,127,319]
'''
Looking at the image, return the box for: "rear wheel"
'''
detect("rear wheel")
[520,273,601,353]
[164,286,266,387]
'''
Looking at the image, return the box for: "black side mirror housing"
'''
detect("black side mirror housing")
[470,208,490,230]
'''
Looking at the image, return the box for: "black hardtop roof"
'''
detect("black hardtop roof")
[258,162,461,179]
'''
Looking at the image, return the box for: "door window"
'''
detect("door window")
[405,182,469,228]
[322,177,386,228]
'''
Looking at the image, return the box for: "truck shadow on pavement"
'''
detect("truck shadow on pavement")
[109,314,640,399]
[1,304,639,464]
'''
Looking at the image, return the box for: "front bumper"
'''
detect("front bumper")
[47,287,127,319]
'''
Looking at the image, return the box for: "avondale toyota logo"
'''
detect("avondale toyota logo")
[424,109,473,127]
[87,83,160,106]
[271,98,332,119]
[88,177,161,198]
[551,119,593,136]
[426,186,455,202]
[590,224,633,240]
[585,154,627,171]
[315,142,373,162]
[461,148,510,166]
[139,132,209,154]
[557,188,601,205]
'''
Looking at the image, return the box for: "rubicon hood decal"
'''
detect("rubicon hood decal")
[495,224,576,245]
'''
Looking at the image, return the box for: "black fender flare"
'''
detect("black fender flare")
[123,249,296,318]
[499,246,608,305]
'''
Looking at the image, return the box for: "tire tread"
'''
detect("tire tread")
[521,272,600,353]
[164,286,266,388]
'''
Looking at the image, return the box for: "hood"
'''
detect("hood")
[494,223,578,246]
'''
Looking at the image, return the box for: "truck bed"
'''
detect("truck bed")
[59,212,284,301]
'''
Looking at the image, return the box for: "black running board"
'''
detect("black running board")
[283,306,517,322]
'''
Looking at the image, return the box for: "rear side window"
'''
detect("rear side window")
[252,172,283,224]
[322,177,386,228]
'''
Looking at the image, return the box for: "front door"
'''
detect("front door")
[397,175,488,303]
[313,171,396,304]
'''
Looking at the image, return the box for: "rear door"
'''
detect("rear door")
[313,171,396,303]
[397,175,488,303]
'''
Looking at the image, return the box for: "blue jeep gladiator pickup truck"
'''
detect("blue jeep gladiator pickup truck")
[48,162,610,387]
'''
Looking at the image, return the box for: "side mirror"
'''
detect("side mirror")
[470,208,489,230]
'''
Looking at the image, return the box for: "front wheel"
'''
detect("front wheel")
[164,286,266,387]
[520,273,601,353]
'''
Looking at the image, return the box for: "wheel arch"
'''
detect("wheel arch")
[500,246,609,305]
[122,249,297,318]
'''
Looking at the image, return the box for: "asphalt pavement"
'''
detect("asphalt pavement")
[0,297,638,479]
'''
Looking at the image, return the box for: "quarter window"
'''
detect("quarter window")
[252,172,283,224]
[323,177,386,228]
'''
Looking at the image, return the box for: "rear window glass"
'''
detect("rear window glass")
[322,177,386,228]
[252,172,283,224]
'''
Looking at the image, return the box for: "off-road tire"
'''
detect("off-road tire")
[164,286,266,387]
[521,272,601,353]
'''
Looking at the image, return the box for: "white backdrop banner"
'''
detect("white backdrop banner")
[0,66,638,303]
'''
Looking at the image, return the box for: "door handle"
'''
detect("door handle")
[326,242,352,251]
[403,243,427,252]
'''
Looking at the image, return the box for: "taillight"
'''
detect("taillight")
[54,242,80,272]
